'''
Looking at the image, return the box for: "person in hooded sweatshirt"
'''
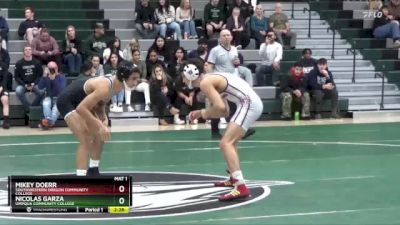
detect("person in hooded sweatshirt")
[298,48,317,75]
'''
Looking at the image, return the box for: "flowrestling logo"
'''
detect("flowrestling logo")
[0,171,293,220]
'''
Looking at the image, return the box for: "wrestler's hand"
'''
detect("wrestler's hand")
[188,110,202,122]
[98,123,111,142]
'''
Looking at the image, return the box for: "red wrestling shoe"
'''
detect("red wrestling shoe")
[218,184,250,201]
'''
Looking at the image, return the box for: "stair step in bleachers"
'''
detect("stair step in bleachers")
[340,90,400,98]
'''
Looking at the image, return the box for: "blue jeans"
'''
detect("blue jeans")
[373,21,400,40]
[159,22,182,39]
[63,53,82,74]
[180,21,198,37]
[42,97,59,125]
[255,65,274,86]
[15,85,45,112]
[112,90,124,105]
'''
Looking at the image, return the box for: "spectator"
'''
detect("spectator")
[146,36,171,63]
[90,55,104,76]
[131,49,147,79]
[77,60,96,80]
[38,61,67,129]
[103,37,124,62]
[225,7,250,48]
[204,0,226,38]
[122,38,140,62]
[84,22,110,60]
[32,28,60,66]
[146,49,165,79]
[107,53,125,113]
[298,48,317,75]
[233,53,253,86]
[134,0,159,39]
[256,29,282,86]
[155,0,182,40]
[373,5,400,48]
[269,3,297,49]
[280,62,310,120]
[228,0,254,24]
[388,0,400,21]
[0,44,10,129]
[62,25,83,75]
[250,4,269,48]
[168,47,187,80]
[176,0,198,39]
[18,7,44,45]
[149,64,184,125]
[0,16,9,49]
[187,38,209,59]
[174,73,200,124]
[124,71,151,112]
[307,58,340,119]
[14,45,44,113]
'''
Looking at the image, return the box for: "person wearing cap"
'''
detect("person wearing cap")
[187,38,209,59]
[57,61,142,176]
[37,61,67,129]
[184,60,263,201]
[84,22,111,60]
[134,0,159,39]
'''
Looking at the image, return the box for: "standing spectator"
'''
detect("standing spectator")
[146,36,171,64]
[146,49,165,79]
[307,58,340,119]
[122,38,140,62]
[103,37,124,62]
[130,49,147,79]
[250,4,269,48]
[0,44,10,129]
[18,7,44,45]
[280,62,310,120]
[228,0,254,24]
[62,25,83,75]
[106,53,125,113]
[298,48,317,75]
[91,55,104,76]
[373,5,400,47]
[167,47,187,80]
[204,0,226,38]
[176,0,198,39]
[149,64,184,125]
[155,0,182,40]
[225,7,250,48]
[188,38,209,59]
[0,16,9,49]
[84,22,110,60]
[269,3,297,49]
[233,53,253,86]
[134,0,159,39]
[14,45,44,113]
[32,28,60,66]
[38,61,67,129]
[256,29,282,86]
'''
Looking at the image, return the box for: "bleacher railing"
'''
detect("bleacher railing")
[375,70,386,110]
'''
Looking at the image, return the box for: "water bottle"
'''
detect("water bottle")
[294,111,300,121]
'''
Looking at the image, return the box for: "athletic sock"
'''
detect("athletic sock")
[89,159,100,168]
[231,170,245,186]
[76,169,87,176]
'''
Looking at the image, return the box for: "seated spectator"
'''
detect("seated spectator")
[373,5,400,47]
[149,64,184,125]
[176,0,198,39]
[84,22,110,60]
[124,71,151,112]
[228,0,254,24]
[134,0,159,39]
[90,55,104,76]
[250,4,269,48]
[103,37,124,62]
[187,38,209,59]
[146,49,166,79]
[0,45,10,129]
[280,62,310,120]
[167,47,187,80]
[38,61,67,129]
[256,30,282,86]
[62,25,83,75]
[146,36,171,64]
[388,0,400,21]
[107,53,125,113]
[298,48,317,75]
[155,0,182,40]
[224,7,250,48]
[204,0,226,38]
[131,49,147,78]
[0,16,9,49]
[77,60,96,80]
[174,72,199,124]
[18,7,43,45]
[269,3,297,49]
[233,53,253,86]
[14,45,44,113]
[32,28,60,66]
[122,38,140,62]
[307,58,340,119]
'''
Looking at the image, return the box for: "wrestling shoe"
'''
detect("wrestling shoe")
[218,184,250,201]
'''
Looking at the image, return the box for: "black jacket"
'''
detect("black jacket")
[307,68,335,91]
